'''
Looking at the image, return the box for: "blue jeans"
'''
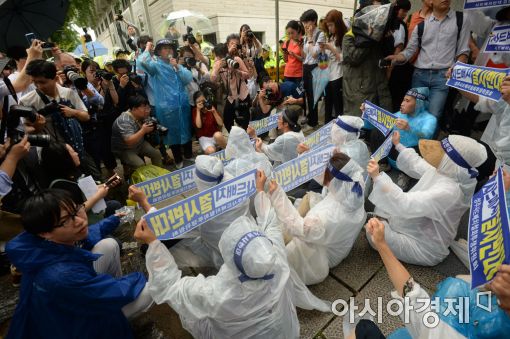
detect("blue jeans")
[411,68,449,119]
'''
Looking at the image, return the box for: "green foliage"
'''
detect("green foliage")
[50,0,96,52]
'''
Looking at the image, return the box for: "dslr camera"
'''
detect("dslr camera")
[223,56,239,69]
[182,26,197,45]
[63,65,88,91]
[95,70,114,81]
[128,72,143,86]
[144,117,168,136]
[4,105,50,147]
[184,56,197,68]
[245,30,255,39]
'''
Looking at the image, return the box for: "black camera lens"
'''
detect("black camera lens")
[184,57,197,67]
[64,66,88,91]
[27,134,51,147]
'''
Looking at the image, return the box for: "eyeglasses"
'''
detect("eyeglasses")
[56,204,86,228]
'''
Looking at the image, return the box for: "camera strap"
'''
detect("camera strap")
[35,89,51,105]
[0,77,19,144]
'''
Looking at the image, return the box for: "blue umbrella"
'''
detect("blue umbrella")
[74,41,109,57]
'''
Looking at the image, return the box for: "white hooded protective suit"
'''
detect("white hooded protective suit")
[270,158,366,285]
[368,135,487,266]
[260,131,305,167]
[225,126,273,178]
[145,191,331,338]
[331,116,370,175]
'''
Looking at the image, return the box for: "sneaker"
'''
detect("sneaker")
[11,265,22,287]
[397,172,411,190]
[175,162,184,169]
[302,124,314,133]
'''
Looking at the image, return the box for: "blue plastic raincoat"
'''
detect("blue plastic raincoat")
[138,51,193,145]
[5,215,146,339]
[394,87,437,148]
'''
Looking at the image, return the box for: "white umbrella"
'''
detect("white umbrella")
[159,10,213,39]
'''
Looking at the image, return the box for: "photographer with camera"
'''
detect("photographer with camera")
[192,91,226,155]
[211,40,250,131]
[182,27,210,67]
[179,46,210,107]
[20,60,89,157]
[111,95,162,169]
[81,59,119,173]
[139,39,193,168]
[239,25,264,74]
[112,59,147,114]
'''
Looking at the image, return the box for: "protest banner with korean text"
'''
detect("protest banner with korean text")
[362,101,397,136]
[248,114,279,136]
[273,143,335,192]
[447,62,509,102]
[371,133,394,162]
[302,121,334,149]
[468,168,510,288]
[484,24,510,53]
[464,0,509,10]
[145,169,257,240]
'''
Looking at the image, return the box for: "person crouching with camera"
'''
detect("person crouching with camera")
[211,37,251,132]
[192,91,226,155]
[111,95,162,170]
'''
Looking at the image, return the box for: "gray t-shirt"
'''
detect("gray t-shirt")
[111,111,142,153]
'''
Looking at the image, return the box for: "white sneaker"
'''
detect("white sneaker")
[175,162,184,169]
[302,124,314,133]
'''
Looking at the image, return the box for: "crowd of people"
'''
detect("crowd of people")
[0,0,510,338]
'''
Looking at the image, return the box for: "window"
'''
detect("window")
[203,33,217,45]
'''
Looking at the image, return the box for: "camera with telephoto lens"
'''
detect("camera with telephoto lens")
[144,117,168,136]
[246,30,255,39]
[4,105,50,147]
[128,72,143,85]
[63,65,88,91]
[182,26,197,45]
[224,56,239,69]
[96,70,114,81]
[184,56,197,68]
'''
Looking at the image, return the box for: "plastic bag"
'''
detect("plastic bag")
[115,206,136,224]
[312,66,329,108]
[130,164,170,184]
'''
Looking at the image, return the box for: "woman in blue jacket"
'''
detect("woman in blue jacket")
[6,189,152,339]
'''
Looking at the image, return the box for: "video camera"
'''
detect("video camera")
[144,117,168,136]
[4,105,50,147]
[63,65,88,91]
[182,26,197,45]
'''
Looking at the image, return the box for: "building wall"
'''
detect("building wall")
[93,0,355,50]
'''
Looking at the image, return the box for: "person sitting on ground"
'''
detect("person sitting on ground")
[5,189,153,338]
[366,132,487,266]
[41,141,122,216]
[134,170,330,338]
[192,91,226,155]
[255,105,305,167]
[268,152,366,285]
[111,95,163,170]
[362,217,510,339]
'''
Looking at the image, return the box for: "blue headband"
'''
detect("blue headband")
[406,89,427,101]
[335,118,359,134]
[233,231,275,283]
[326,162,363,197]
[195,167,224,184]
[440,138,479,178]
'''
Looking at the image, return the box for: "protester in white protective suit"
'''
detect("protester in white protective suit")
[135,171,331,339]
[330,116,370,173]
[255,105,305,167]
[224,126,273,178]
[268,152,366,285]
[366,132,487,266]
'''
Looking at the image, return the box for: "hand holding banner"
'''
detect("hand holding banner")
[447,62,509,102]
[248,114,280,136]
[468,167,510,288]
[362,101,397,136]
[145,169,257,240]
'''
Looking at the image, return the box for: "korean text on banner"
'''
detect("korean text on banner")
[484,24,510,53]
[248,114,279,136]
[468,167,510,289]
[372,133,394,162]
[145,169,257,240]
[136,151,233,205]
[362,101,397,136]
[447,62,509,102]
[464,0,510,10]
[303,121,334,149]
[273,144,334,192]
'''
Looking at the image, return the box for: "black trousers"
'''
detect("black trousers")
[170,141,193,164]
[303,64,318,127]
[223,96,251,132]
[325,77,343,123]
